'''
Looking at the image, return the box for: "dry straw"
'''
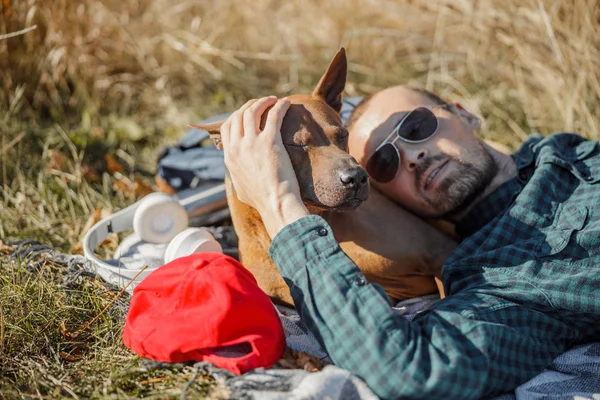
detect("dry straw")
[1,0,598,143]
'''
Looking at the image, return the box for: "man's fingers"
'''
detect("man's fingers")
[265,98,291,141]
[244,96,277,136]
[220,117,232,150]
[229,99,257,146]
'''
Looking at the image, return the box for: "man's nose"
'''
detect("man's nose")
[401,146,428,172]
[338,166,369,189]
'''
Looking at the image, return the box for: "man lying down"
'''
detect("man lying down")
[218,86,600,400]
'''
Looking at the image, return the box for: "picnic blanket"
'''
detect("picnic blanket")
[6,239,600,399]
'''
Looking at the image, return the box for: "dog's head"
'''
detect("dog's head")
[191,48,369,212]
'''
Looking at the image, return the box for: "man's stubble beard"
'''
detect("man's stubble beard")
[417,144,498,218]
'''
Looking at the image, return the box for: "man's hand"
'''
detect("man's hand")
[220,96,310,238]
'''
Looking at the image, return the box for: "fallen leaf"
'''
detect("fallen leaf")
[155,175,177,195]
[134,174,154,198]
[276,348,325,372]
[100,233,119,253]
[71,243,83,254]
[47,149,69,171]
[82,163,102,183]
[276,348,298,369]
[112,175,135,197]
[105,154,125,174]
[0,240,12,254]
[296,352,322,372]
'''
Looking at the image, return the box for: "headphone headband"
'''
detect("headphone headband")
[83,183,227,289]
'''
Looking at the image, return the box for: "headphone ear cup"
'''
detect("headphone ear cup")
[164,228,223,263]
[133,193,189,243]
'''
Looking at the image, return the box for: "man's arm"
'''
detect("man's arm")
[270,214,570,400]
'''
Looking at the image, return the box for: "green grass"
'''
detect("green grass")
[0,249,213,398]
[0,98,222,397]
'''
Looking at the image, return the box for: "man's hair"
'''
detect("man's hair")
[346,86,450,131]
[409,86,449,108]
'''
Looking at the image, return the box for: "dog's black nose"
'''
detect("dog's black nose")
[339,167,368,188]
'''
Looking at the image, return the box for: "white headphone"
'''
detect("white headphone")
[83,183,227,290]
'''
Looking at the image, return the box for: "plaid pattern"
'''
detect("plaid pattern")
[269,132,600,400]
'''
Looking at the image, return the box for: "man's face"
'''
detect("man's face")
[348,86,497,218]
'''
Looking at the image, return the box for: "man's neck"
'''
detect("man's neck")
[449,143,517,222]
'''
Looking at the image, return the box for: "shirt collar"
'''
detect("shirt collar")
[455,135,542,239]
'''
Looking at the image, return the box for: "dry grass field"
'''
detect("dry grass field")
[1,0,599,397]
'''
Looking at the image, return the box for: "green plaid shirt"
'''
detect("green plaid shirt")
[269,133,600,400]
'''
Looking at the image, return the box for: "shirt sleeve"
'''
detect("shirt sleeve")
[268,215,570,400]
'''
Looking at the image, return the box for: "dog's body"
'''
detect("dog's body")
[227,176,454,306]
[194,49,456,307]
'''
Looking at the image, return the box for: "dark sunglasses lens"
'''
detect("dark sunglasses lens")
[398,108,438,142]
[366,143,399,183]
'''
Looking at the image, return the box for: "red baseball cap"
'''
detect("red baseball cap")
[122,253,285,374]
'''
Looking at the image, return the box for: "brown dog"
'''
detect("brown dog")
[192,48,456,307]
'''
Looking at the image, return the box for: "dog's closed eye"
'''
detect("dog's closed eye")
[335,129,349,142]
[285,143,309,151]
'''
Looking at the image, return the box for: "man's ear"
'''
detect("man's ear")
[312,47,347,113]
[451,103,481,131]
[189,120,225,149]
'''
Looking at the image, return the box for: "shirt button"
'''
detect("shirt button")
[317,227,328,237]
[586,176,594,181]
[355,277,366,286]
[519,171,528,181]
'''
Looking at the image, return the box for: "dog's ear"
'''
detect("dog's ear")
[189,120,225,149]
[312,47,347,113]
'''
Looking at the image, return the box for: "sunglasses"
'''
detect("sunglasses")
[366,106,443,183]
